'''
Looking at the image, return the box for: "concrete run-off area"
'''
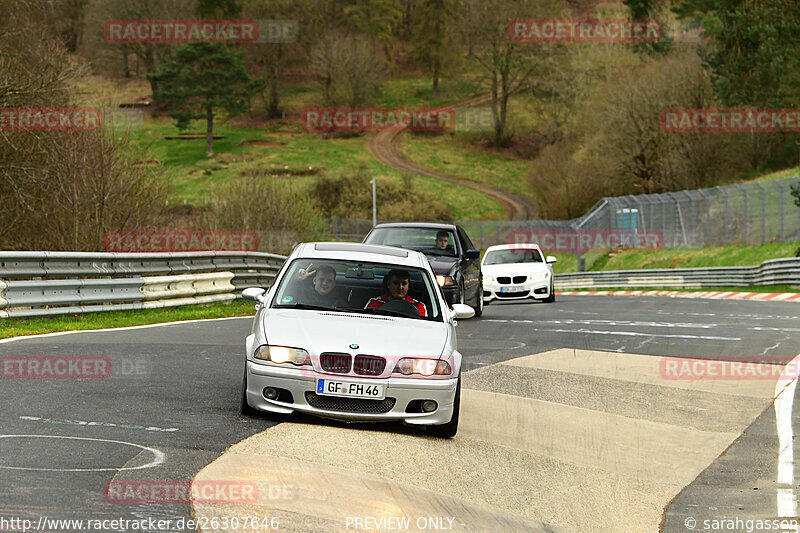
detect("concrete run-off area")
[194,348,782,532]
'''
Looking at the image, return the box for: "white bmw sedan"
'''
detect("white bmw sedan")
[482,244,557,303]
[240,242,474,438]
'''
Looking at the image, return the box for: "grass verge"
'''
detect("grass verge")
[0,299,255,340]
[550,242,800,274]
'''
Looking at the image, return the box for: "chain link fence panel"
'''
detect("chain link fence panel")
[327,176,800,251]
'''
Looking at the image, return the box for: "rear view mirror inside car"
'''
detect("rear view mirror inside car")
[345,266,375,279]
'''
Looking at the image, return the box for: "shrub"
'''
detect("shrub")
[198,173,328,253]
[310,167,453,222]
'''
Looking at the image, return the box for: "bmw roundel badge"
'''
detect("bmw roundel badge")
[349,343,359,350]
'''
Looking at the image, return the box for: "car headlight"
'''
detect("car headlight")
[484,275,493,282]
[436,275,455,287]
[254,345,310,366]
[393,358,452,376]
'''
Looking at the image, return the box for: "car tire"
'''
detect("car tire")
[428,376,460,439]
[544,281,555,303]
[240,366,259,416]
[473,281,484,317]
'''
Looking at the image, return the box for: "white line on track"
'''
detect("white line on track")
[775,354,800,529]
[506,327,739,341]
[0,434,164,472]
[0,315,254,345]
[482,320,740,340]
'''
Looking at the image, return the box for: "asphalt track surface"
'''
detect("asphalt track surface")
[0,295,798,532]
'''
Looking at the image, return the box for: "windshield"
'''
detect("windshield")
[271,258,441,321]
[364,227,458,257]
[483,248,543,265]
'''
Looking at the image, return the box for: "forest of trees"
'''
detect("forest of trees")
[2,0,800,248]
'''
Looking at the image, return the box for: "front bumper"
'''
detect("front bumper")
[483,279,550,302]
[245,360,458,425]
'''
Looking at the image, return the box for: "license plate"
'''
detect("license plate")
[316,379,386,400]
[500,285,524,293]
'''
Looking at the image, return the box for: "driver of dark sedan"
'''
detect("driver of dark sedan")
[365,269,428,317]
[435,230,449,251]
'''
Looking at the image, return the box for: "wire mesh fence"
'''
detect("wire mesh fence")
[328,176,800,251]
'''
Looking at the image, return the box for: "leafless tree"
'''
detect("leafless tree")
[467,0,567,146]
[0,0,166,250]
[311,31,387,108]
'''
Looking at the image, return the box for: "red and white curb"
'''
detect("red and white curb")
[556,290,800,302]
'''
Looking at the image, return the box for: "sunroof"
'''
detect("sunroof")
[313,243,409,257]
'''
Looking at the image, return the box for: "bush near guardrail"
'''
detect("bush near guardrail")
[554,257,800,290]
[0,251,287,318]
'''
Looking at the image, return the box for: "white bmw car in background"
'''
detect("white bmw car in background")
[240,242,474,438]
[482,244,557,303]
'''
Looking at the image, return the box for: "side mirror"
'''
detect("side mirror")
[451,303,475,319]
[242,287,266,302]
[465,249,480,259]
[546,255,557,264]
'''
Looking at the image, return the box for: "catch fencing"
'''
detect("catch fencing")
[328,176,800,251]
[0,251,285,318]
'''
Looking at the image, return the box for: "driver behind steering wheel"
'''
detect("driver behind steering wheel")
[365,269,428,317]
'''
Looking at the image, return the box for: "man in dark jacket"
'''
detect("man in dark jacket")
[293,262,347,307]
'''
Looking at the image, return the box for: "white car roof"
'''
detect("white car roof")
[484,243,544,253]
[290,242,428,268]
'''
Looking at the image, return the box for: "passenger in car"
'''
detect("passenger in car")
[294,263,347,307]
[365,269,428,317]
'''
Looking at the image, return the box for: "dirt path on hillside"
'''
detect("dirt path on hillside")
[365,94,538,220]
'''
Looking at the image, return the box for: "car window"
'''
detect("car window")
[457,226,476,251]
[364,227,458,258]
[271,258,441,321]
[483,249,543,265]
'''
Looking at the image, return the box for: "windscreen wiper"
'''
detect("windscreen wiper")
[336,306,415,319]
[272,303,335,311]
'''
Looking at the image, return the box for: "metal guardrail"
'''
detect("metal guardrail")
[0,251,287,318]
[2,251,797,316]
[554,257,800,290]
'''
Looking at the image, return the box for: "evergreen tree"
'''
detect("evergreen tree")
[148,43,262,156]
